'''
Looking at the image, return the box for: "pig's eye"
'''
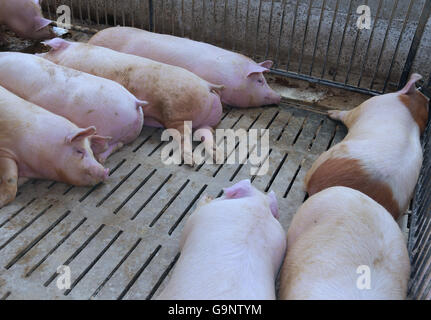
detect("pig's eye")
[257,79,264,85]
[75,149,85,157]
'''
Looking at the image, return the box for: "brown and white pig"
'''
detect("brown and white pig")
[0,85,109,209]
[88,27,281,108]
[39,38,225,166]
[0,52,147,163]
[0,0,55,41]
[157,180,286,300]
[305,73,429,220]
[280,186,410,300]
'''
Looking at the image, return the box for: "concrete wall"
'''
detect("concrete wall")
[42,0,431,92]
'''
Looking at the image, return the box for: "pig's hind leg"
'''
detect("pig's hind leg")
[96,142,124,164]
[0,158,18,209]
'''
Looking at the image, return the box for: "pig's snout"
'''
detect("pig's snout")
[87,165,109,184]
[265,92,281,105]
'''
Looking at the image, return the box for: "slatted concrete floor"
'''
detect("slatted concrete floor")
[0,102,347,300]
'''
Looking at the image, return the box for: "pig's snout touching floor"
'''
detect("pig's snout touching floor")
[85,166,109,185]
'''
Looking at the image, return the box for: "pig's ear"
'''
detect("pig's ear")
[268,191,279,219]
[247,65,269,78]
[399,73,423,95]
[43,38,70,51]
[34,17,53,31]
[91,135,112,154]
[259,60,274,69]
[223,179,252,199]
[65,126,97,144]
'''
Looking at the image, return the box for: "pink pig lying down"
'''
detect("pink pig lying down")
[0,85,109,209]
[88,27,281,108]
[279,187,410,300]
[0,0,55,41]
[0,52,147,163]
[39,38,225,165]
[305,73,429,220]
[156,180,286,300]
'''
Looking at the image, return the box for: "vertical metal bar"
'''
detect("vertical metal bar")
[298,0,314,74]
[104,0,108,25]
[181,0,185,38]
[70,0,75,26]
[149,0,154,32]
[244,0,251,53]
[398,0,431,90]
[46,0,52,20]
[345,0,368,85]
[86,0,91,23]
[202,0,207,42]
[253,0,263,60]
[383,0,414,92]
[213,0,218,44]
[95,0,100,25]
[357,0,383,87]
[78,0,83,24]
[264,0,275,61]
[370,0,399,91]
[223,0,228,48]
[171,0,175,35]
[130,0,135,28]
[286,0,300,72]
[232,0,239,51]
[121,1,126,26]
[274,0,287,69]
[139,0,143,29]
[332,0,354,81]
[191,0,195,39]
[309,0,327,76]
[113,0,117,26]
[321,0,340,79]
[161,0,165,34]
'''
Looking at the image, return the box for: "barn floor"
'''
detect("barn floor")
[0,102,350,300]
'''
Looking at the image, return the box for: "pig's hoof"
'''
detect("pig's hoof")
[0,186,17,209]
[327,110,345,121]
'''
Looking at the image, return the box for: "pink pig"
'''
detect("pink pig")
[280,187,410,300]
[40,38,225,165]
[0,0,55,41]
[0,85,109,209]
[0,52,147,163]
[88,27,281,108]
[305,73,429,220]
[157,180,286,300]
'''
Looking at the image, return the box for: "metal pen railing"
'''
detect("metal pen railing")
[408,110,431,300]
[42,0,431,96]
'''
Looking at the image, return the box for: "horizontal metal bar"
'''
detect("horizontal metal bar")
[270,69,381,96]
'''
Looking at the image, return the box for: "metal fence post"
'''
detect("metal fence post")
[149,0,154,32]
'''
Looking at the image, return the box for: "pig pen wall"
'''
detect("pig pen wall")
[11,0,423,300]
[42,0,431,95]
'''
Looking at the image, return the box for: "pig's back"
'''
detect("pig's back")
[0,85,74,151]
[90,27,245,85]
[280,187,410,300]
